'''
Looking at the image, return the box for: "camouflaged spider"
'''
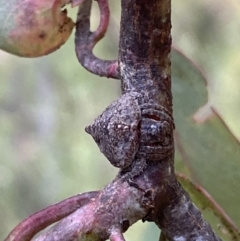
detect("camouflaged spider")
[85,92,174,179]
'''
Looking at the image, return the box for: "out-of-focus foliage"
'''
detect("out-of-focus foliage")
[0,1,240,241]
[172,49,240,232]
[177,173,240,241]
[172,0,240,139]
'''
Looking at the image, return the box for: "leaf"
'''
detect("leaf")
[0,0,75,57]
[177,173,240,241]
[172,48,240,231]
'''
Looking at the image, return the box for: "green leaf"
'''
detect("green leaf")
[177,173,240,241]
[172,48,240,232]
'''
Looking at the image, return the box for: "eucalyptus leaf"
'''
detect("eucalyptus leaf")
[172,49,240,230]
[177,173,240,241]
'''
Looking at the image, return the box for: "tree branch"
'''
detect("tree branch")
[32,178,153,241]
[4,0,224,241]
[118,0,222,240]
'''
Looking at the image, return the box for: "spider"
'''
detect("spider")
[85,92,174,179]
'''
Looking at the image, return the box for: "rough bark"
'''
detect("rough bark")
[118,1,221,240]
[4,0,223,241]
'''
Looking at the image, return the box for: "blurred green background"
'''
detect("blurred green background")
[1,1,240,240]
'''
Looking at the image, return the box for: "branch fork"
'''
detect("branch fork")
[4,0,228,241]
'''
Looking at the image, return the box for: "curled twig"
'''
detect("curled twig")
[75,0,119,79]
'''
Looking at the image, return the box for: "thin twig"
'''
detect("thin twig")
[75,0,119,79]
[4,192,98,241]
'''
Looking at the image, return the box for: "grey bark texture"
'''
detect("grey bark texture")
[4,0,222,241]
